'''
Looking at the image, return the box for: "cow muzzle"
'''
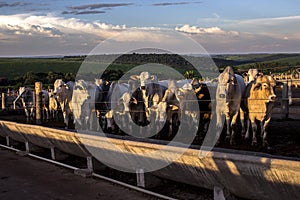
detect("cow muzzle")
[269,95,276,102]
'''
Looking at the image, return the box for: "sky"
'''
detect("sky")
[0,0,300,56]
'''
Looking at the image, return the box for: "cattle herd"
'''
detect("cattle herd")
[9,66,277,147]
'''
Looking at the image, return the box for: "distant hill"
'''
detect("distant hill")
[1,53,300,82]
[212,53,300,73]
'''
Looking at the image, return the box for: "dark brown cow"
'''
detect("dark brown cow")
[191,79,212,138]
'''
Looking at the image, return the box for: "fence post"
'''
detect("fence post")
[288,80,293,105]
[1,92,5,110]
[281,82,289,119]
[35,82,42,124]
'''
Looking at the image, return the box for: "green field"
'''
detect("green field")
[1,53,300,85]
[0,57,83,79]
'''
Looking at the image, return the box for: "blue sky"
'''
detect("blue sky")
[0,0,300,56]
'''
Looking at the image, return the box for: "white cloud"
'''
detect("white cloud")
[222,15,300,40]
[1,13,300,56]
[236,15,300,26]
[0,14,130,55]
[175,24,239,36]
[0,13,126,40]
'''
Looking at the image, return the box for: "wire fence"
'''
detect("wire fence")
[1,83,300,121]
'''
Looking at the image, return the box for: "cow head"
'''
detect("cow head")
[74,80,91,100]
[218,66,236,101]
[19,87,32,100]
[244,68,259,83]
[17,87,34,111]
[53,79,65,94]
[176,83,193,102]
[130,71,156,88]
[167,79,177,92]
[94,78,103,87]
[128,79,139,94]
[120,92,131,112]
[267,75,276,88]
[191,78,200,87]
[53,79,74,105]
[252,75,276,102]
[18,87,25,96]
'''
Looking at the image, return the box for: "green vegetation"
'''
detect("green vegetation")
[0,57,82,79]
[213,53,300,74]
[184,70,196,79]
[0,53,300,89]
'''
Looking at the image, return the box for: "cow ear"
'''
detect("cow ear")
[253,83,261,90]
[131,97,138,104]
[194,86,202,94]
[130,75,140,80]
[150,75,157,81]
[191,78,199,86]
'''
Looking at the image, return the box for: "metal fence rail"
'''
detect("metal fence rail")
[1,80,300,121]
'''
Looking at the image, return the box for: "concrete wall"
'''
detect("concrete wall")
[0,120,299,200]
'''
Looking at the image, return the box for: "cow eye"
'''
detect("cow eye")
[262,83,269,88]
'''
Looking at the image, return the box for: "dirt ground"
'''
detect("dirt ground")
[0,148,159,200]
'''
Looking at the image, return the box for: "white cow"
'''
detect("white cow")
[14,87,50,122]
[105,81,129,133]
[48,89,59,121]
[243,68,259,84]
[53,79,74,129]
[72,79,105,131]
[216,66,246,145]
[72,80,91,129]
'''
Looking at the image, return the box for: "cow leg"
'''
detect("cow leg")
[251,120,257,146]
[54,111,58,121]
[245,118,251,139]
[106,118,113,133]
[240,108,246,136]
[63,111,68,129]
[24,109,30,122]
[44,107,49,121]
[101,115,107,132]
[230,112,239,145]
[85,116,89,130]
[30,107,35,122]
[216,112,223,145]
[262,118,271,147]
[168,110,177,139]
[225,115,231,143]
[50,110,55,121]
[126,112,132,134]
[46,108,50,121]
